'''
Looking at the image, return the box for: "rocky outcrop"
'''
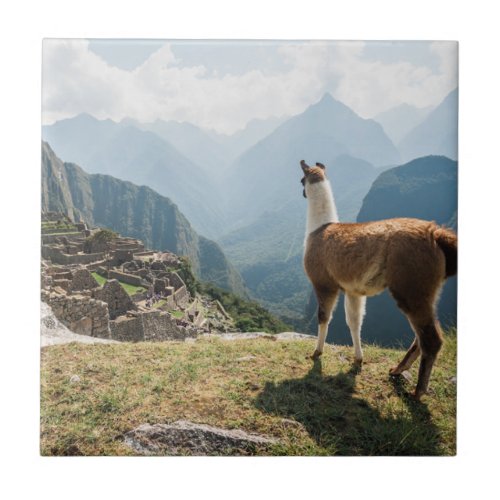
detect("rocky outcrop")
[41,290,111,339]
[41,302,117,346]
[123,420,278,456]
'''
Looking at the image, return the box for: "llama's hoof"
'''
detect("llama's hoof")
[412,390,425,401]
[309,349,322,360]
[354,357,363,366]
[389,367,402,376]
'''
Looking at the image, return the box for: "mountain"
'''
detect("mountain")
[42,141,247,296]
[305,155,458,347]
[207,116,287,162]
[398,88,458,163]
[357,155,458,227]
[126,119,231,174]
[225,93,401,228]
[373,103,432,145]
[42,114,225,238]
[220,155,385,325]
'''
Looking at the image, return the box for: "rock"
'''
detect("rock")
[41,302,118,347]
[275,332,314,340]
[280,418,306,431]
[236,355,256,362]
[202,332,277,341]
[70,316,93,336]
[69,375,81,384]
[123,420,278,456]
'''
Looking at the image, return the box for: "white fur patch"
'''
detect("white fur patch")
[304,180,339,238]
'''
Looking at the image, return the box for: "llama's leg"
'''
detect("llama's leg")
[311,287,340,359]
[389,338,421,375]
[410,317,443,400]
[344,294,366,363]
[389,284,443,399]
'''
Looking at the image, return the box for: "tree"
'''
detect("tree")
[84,229,117,267]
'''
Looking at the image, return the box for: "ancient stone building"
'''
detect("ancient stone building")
[70,268,99,292]
[93,279,137,320]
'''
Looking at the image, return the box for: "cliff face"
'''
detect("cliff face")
[41,141,247,296]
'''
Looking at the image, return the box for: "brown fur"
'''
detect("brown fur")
[304,217,457,399]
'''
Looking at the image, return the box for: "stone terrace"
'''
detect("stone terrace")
[41,212,235,342]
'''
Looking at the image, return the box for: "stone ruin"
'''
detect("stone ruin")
[41,212,236,343]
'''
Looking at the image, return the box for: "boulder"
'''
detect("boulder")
[124,420,278,456]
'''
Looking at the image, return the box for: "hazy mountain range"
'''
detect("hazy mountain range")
[374,103,432,145]
[398,88,458,162]
[42,141,247,296]
[42,89,458,344]
[43,114,227,237]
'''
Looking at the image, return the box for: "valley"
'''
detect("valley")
[42,89,458,346]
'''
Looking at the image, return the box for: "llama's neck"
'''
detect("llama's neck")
[305,180,339,235]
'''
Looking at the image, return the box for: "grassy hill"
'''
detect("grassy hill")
[41,331,456,456]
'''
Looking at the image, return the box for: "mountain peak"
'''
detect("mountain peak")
[307,92,356,117]
[318,92,336,104]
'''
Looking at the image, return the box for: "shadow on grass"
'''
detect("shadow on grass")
[254,359,443,455]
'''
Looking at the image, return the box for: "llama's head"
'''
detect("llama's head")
[300,160,326,198]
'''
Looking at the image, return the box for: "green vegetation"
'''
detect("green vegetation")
[41,220,77,234]
[91,272,146,296]
[197,282,291,333]
[40,330,456,456]
[166,258,289,333]
[152,299,167,309]
[168,310,184,319]
[119,282,147,296]
[91,272,106,287]
[174,257,198,296]
[84,228,117,255]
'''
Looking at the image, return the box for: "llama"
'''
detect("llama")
[300,160,457,400]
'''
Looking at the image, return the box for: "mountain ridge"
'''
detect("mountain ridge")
[42,114,226,238]
[41,141,247,296]
[398,88,458,163]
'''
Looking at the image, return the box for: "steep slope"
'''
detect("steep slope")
[42,142,247,296]
[305,155,458,347]
[373,103,432,145]
[398,88,458,163]
[226,93,400,228]
[220,155,384,324]
[42,114,225,237]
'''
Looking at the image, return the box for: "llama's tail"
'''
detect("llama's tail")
[433,226,458,278]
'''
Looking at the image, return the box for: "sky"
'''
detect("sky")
[42,39,457,134]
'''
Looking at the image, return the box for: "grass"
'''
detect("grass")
[91,272,146,296]
[168,309,184,319]
[91,272,106,286]
[40,331,456,456]
[152,299,167,309]
[120,282,147,296]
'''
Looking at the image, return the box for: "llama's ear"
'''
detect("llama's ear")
[316,162,326,170]
[300,160,310,173]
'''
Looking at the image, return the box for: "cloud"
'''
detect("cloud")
[331,41,457,117]
[42,39,458,133]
